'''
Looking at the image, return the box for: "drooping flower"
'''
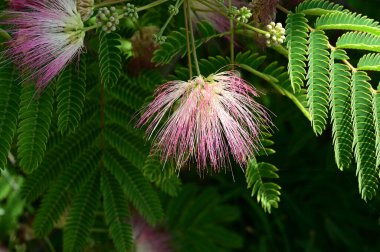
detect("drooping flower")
[4,0,85,89]
[138,71,272,172]
[132,215,172,252]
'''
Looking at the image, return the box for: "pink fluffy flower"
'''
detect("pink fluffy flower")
[132,215,172,252]
[138,71,272,172]
[9,0,48,10]
[9,0,27,10]
[4,0,85,89]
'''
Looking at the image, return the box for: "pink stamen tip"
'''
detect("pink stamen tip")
[138,71,273,172]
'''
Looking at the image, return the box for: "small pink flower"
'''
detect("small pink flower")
[138,71,272,172]
[4,0,85,89]
[132,215,172,252]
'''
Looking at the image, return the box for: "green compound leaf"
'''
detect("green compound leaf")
[56,58,87,134]
[246,159,281,214]
[357,53,380,71]
[307,30,330,135]
[336,32,380,53]
[104,150,163,225]
[63,171,100,252]
[17,85,54,173]
[33,147,101,236]
[107,78,149,110]
[101,170,133,252]
[329,49,353,170]
[105,123,148,169]
[152,21,219,65]
[0,63,20,168]
[99,31,122,87]
[373,92,380,168]
[286,13,309,93]
[296,0,345,16]
[142,154,181,197]
[351,71,378,201]
[315,12,380,36]
[21,123,100,203]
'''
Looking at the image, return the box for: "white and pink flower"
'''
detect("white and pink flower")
[4,0,85,89]
[138,71,272,172]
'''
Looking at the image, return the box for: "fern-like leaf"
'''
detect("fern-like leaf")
[351,71,378,200]
[315,12,380,36]
[101,170,133,252]
[246,159,281,213]
[166,185,243,251]
[336,32,380,53]
[142,154,181,196]
[17,85,54,173]
[262,61,309,112]
[373,92,380,167]
[64,171,100,252]
[296,0,344,16]
[329,49,353,170]
[105,123,148,169]
[99,31,122,87]
[0,64,20,168]
[107,79,149,110]
[56,58,86,134]
[21,123,100,202]
[286,13,309,93]
[33,147,101,236]
[307,30,330,135]
[152,21,219,65]
[104,150,163,224]
[357,53,380,71]
[105,100,135,125]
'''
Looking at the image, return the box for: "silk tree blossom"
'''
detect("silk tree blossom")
[9,0,27,10]
[4,0,85,88]
[138,71,272,172]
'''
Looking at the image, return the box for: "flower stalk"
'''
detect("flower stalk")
[186,0,201,76]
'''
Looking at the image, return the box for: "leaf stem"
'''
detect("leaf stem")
[94,0,129,8]
[136,0,170,12]
[200,0,268,36]
[186,0,201,76]
[44,237,56,252]
[276,4,357,72]
[229,0,235,66]
[183,0,193,78]
[155,0,184,41]
[239,64,312,121]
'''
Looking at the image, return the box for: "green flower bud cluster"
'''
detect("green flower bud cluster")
[168,5,179,16]
[96,7,119,33]
[265,22,285,47]
[123,3,139,19]
[236,7,252,24]
[153,34,167,44]
[227,6,238,18]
